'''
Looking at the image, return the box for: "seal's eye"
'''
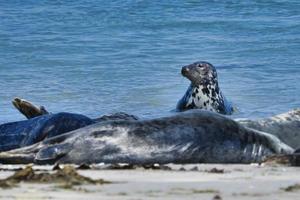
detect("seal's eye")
[197,64,205,69]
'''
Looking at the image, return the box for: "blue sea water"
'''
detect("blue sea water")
[0,0,300,123]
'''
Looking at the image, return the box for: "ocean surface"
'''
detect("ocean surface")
[0,0,300,123]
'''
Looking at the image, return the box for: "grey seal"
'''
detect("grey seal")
[0,110,293,165]
[0,98,138,152]
[177,61,234,115]
[0,112,94,152]
[239,109,300,149]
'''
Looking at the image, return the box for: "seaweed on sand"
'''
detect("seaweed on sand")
[0,165,110,189]
[263,153,300,166]
[281,184,300,192]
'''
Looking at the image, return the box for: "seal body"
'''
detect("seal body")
[239,109,300,149]
[0,110,293,165]
[0,109,139,152]
[177,61,234,115]
[0,112,94,152]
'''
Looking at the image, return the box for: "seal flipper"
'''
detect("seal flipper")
[12,97,49,119]
[0,142,41,164]
[35,143,73,165]
[0,152,35,164]
[176,84,193,111]
[222,95,236,115]
[295,148,300,153]
[0,130,76,164]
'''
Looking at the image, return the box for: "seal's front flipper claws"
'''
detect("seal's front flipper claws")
[12,97,49,119]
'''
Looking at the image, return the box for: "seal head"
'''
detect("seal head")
[177,61,233,115]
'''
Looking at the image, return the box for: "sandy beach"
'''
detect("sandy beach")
[0,164,299,200]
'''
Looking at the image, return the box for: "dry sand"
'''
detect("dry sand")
[0,164,299,200]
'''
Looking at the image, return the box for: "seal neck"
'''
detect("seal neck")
[186,82,224,112]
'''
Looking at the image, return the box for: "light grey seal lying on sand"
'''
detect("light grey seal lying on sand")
[177,61,234,115]
[239,109,300,149]
[0,110,293,165]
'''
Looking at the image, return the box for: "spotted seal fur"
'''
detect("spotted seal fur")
[177,61,234,115]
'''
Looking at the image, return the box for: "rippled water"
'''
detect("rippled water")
[0,1,300,123]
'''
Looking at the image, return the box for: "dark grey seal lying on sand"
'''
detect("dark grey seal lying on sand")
[0,112,93,152]
[177,61,234,115]
[0,110,293,165]
[0,98,138,152]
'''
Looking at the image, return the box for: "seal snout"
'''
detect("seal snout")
[181,66,190,76]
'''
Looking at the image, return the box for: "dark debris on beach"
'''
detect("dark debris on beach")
[0,165,110,189]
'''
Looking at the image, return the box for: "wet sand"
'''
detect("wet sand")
[0,164,299,200]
